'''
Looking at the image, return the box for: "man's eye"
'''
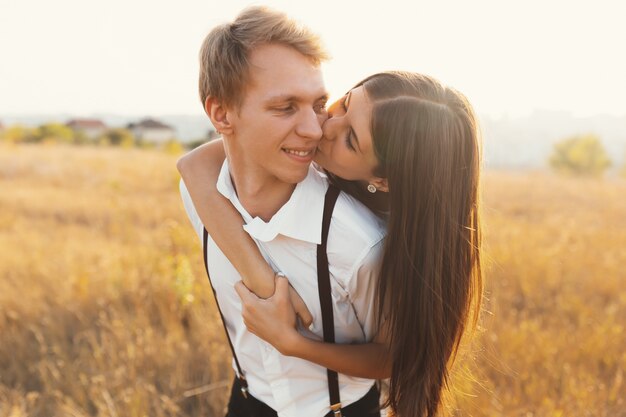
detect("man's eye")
[275,106,294,112]
[314,104,327,114]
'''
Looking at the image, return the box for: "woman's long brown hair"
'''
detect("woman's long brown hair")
[331,72,483,416]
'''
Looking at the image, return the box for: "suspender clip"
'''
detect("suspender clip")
[330,402,342,417]
[239,375,249,399]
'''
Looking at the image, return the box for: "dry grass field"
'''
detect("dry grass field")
[0,144,624,416]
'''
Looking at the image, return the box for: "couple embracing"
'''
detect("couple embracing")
[178,6,482,417]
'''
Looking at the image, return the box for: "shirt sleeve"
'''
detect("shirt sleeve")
[346,238,385,341]
[179,179,204,242]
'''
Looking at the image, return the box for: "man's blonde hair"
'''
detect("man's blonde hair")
[198,6,329,110]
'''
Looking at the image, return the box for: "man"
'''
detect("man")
[179,7,385,417]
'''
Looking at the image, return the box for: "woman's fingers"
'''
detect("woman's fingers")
[236,276,312,342]
[234,280,255,303]
[288,286,313,328]
[277,276,313,329]
[234,281,259,330]
[274,275,290,298]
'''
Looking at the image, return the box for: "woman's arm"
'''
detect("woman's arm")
[285,328,391,380]
[177,142,313,327]
[177,140,276,297]
[235,276,392,379]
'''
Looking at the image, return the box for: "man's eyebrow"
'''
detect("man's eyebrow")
[345,92,362,152]
[265,94,297,103]
[317,93,330,102]
[265,92,329,103]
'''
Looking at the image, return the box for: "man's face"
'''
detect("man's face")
[227,43,328,186]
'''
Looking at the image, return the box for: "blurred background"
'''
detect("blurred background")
[1,0,624,416]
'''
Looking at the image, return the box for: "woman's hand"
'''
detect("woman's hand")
[236,276,392,379]
[234,275,306,355]
[287,281,313,329]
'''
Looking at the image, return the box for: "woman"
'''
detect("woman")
[178,71,483,417]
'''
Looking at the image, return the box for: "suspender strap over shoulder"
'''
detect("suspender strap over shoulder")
[317,185,342,416]
[203,227,249,398]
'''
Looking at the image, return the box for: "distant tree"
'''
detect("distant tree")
[549,134,611,176]
[100,128,135,147]
[32,123,74,144]
[0,125,35,143]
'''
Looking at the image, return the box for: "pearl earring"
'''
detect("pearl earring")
[367,184,377,193]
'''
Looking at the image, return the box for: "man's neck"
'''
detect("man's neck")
[227,160,297,222]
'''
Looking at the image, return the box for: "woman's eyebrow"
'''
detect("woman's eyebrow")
[345,91,352,108]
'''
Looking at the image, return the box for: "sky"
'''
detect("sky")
[0,0,625,119]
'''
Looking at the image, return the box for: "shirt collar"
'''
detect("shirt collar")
[216,160,328,244]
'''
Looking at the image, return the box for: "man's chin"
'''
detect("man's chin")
[293,171,310,183]
[312,154,326,169]
[282,168,310,185]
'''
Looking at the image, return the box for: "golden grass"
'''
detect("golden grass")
[1,144,624,416]
[449,171,626,416]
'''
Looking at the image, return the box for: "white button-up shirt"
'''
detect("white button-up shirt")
[180,161,386,417]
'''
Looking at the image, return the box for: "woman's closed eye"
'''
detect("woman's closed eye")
[345,131,356,151]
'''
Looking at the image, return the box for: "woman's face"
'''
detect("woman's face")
[314,86,380,182]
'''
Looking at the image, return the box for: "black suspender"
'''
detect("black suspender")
[201,185,342,415]
[203,227,249,398]
[316,185,342,416]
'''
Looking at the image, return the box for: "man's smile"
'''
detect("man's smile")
[282,147,317,162]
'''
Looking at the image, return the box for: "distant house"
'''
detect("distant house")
[66,119,107,140]
[127,118,176,144]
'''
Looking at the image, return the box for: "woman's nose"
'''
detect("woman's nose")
[321,114,338,142]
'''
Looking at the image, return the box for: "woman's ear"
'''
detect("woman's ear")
[370,177,389,193]
[205,96,233,135]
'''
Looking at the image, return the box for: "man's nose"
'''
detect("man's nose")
[296,107,323,140]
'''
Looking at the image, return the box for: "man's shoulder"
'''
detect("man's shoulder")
[326,191,386,268]
[333,191,386,239]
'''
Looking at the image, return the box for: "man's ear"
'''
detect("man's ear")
[205,96,234,135]
[370,177,389,193]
